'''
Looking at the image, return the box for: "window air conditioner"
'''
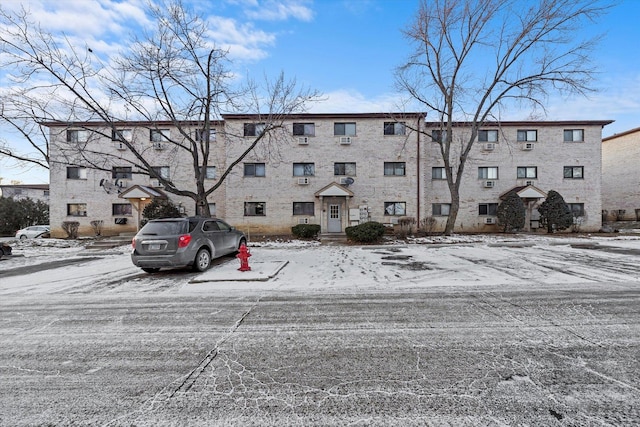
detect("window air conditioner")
[522,142,534,151]
[150,179,163,188]
[484,180,495,188]
[116,180,129,189]
[116,142,126,151]
[153,142,165,150]
[339,137,351,145]
[483,143,496,151]
[525,180,534,186]
[484,217,496,224]
[297,177,310,185]
[298,137,309,145]
[298,218,309,224]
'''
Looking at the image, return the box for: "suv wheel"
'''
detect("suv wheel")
[193,248,211,272]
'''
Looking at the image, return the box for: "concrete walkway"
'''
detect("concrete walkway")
[190,260,289,283]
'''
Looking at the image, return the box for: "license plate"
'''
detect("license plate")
[148,244,161,251]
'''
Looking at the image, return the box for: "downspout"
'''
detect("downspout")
[416,114,423,225]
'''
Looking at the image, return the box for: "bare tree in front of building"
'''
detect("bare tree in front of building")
[0,1,319,216]
[396,0,610,234]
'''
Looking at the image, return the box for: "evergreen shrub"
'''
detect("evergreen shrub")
[291,224,321,239]
[345,221,386,243]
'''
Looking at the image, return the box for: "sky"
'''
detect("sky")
[1,0,639,185]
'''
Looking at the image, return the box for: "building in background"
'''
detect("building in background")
[0,184,50,204]
[602,127,640,222]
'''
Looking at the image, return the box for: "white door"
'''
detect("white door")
[327,204,341,233]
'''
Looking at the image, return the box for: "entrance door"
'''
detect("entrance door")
[327,204,342,233]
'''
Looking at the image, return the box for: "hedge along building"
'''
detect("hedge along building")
[45,114,611,238]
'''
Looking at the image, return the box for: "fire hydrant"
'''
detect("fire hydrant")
[236,243,252,271]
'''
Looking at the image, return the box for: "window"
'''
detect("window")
[432,167,447,180]
[112,203,132,216]
[195,129,216,142]
[67,203,87,217]
[517,166,537,179]
[66,130,89,143]
[244,123,266,137]
[432,203,451,216]
[564,166,584,179]
[431,130,447,143]
[244,202,265,216]
[244,163,266,177]
[478,203,498,216]
[334,122,356,136]
[564,129,584,142]
[208,203,216,217]
[66,166,87,180]
[293,163,315,176]
[478,130,498,142]
[112,129,132,141]
[384,162,406,176]
[150,166,170,179]
[44,190,50,197]
[384,122,406,136]
[568,203,585,217]
[384,202,406,216]
[478,167,499,179]
[293,202,315,215]
[334,162,356,176]
[293,123,315,136]
[112,166,132,180]
[150,129,170,142]
[200,166,216,179]
[517,130,537,142]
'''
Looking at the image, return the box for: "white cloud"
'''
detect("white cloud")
[206,15,275,62]
[244,0,314,21]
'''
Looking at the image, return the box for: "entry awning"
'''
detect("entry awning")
[118,185,167,200]
[314,182,354,198]
[500,185,547,200]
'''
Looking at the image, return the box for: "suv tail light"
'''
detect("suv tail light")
[178,234,192,248]
[131,238,136,249]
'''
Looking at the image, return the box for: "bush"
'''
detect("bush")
[538,190,574,233]
[90,220,104,236]
[345,221,386,243]
[291,223,321,239]
[61,221,80,239]
[0,196,49,236]
[497,191,525,232]
[141,198,182,226]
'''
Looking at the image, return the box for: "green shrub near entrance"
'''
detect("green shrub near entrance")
[345,221,386,243]
[292,224,321,239]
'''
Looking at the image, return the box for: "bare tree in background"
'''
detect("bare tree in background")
[0,0,319,215]
[396,0,610,235]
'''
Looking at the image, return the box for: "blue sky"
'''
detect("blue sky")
[1,0,639,184]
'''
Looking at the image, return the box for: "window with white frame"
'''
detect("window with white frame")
[150,129,170,142]
[244,123,266,137]
[384,202,406,216]
[195,129,216,142]
[568,203,585,217]
[150,166,170,179]
[199,166,216,179]
[112,129,132,141]
[478,203,498,216]
[67,203,87,217]
[244,163,266,177]
[293,202,314,215]
[66,130,89,143]
[244,202,265,216]
[66,166,87,180]
[293,163,315,176]
[384,162,406,176]
[563,166,583,179]
[431,130,447,143]
[384,122,406,135]
[432,167,447,180]
[334,162,356,176]
[112,166,132,180]
[432,203,451,216]
[564,129,584,142]
[478,130,498,142]
[293,123,315,136]
[478,167,499,179]
[517,130,537,142]
[112,203,132,216]
[334,122,356,136]
[517,166,537,179]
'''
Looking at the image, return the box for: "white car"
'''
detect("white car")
[15,225,51,240]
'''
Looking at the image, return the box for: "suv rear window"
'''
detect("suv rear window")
[140,221,188,235]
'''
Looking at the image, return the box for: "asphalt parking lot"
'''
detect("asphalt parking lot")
[0,238,639,426]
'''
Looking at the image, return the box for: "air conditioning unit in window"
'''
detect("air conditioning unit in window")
[339,137,352,145]
[298,218,309,224]
[115,142,127,151]
[483,143,496,151]
[150,179,163,188]
[484,217,496,224]
[522,142,534,151]
[116,180,129,189]
[297,177,310,185]
[153,142,165,150]
[525,180,534,186]
[298,137,309,145]
[484,180,495,188]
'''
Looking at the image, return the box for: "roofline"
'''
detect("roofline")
[602,126,640,142]
[423,120,614,127]
[41,120,225,128]
[0,184,49,189]
[221,112,427,120]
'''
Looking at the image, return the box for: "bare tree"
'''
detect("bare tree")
[0,1,319,216]
[396,0,610,235]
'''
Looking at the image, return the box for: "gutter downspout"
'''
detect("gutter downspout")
[416,114,423,225]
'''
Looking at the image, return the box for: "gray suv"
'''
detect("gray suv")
[131,217,246,273]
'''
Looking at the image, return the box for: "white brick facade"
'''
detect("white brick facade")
[47,115,611,237]
[602,127,640,221]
